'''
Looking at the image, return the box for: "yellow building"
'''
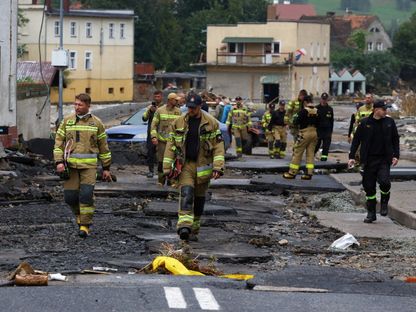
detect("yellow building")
[203,18,330,102]
[19,1,134,103]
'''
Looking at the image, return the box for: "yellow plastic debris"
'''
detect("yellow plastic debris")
[220,274,254,280]
[152,256,205,276]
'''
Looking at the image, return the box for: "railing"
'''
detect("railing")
[215,49,293,65]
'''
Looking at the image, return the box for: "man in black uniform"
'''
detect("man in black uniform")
[142,90,163,178]
[315,92,334,161]
[348,100,400,223]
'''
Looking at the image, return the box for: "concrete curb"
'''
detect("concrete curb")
[330,173,416,230]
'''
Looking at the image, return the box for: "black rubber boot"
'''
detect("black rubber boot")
[364,200,377,223]
[178,227,190,240]
[380,192,390,216]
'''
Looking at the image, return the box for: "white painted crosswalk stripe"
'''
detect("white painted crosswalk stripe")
[164,287,187,309]
[193,288,220,311]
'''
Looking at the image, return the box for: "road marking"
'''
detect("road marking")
[193,288,220,310]
[164,287,187,309]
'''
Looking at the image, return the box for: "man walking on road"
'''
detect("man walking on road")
[151,92,181,185]
[143,90,163,178]
[348,100,400,223]
[315,92,334,161]
[163,94,225,242]
[54,93,112,238]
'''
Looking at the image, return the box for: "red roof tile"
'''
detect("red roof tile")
[268,4,316,21]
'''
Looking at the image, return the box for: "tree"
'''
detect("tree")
[347,29,367,52]
[17,9,29,59]
[392,11,416,82]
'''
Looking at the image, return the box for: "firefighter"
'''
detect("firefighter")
[142,90,164,178]
[354,94,374,130]
[262,101,287,158]
[54,93,112,238]
[151,92,182,185]
[226,96,252,157]
[163,94,225,241]
[348,100,400,223]
[314,92,334,161]
[285,89,308,140]
[283,95,318,180]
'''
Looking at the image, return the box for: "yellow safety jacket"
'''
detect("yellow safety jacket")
[54,113,111,169]
[353,104,373,134]
[261,111,272,133]
[163,111,225,184]
[285,100,301,126]
[151,104,181,142]
[226,105,252,129]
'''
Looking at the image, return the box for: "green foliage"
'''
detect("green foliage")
[17,9,29,58]
[392,11,416,81]
[347,29,367,52]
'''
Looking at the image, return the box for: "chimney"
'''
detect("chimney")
[64,0,70,13]
[267,4,278,21]
[326,11,335,18]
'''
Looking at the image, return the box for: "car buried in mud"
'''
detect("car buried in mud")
[106,107,231,155]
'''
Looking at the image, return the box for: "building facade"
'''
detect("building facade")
[0,0,18,147]
[203,19,330,102]
[19,1,135,103]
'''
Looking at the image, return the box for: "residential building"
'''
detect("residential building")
[329,13,392,53]
[19,0,135,103]
[0,0,18,147]
[201,18,330,102]
[330,68,366,96]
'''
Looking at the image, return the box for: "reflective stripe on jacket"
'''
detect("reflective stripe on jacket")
[226,106,252,128]
[54,113,111,169]
[163,111,225,184]
[150,104,181,142]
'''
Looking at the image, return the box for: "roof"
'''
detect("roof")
[332,15,378,30]
[268,4,316,21]
[47,9,135,19]
[330,68,366,82]
[17,61,57,86]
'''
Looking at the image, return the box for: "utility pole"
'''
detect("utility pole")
[58,0,64,123]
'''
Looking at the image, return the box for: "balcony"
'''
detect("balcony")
[215,49,293,66]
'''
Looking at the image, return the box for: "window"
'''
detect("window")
[85,88,91,94]
[108,88,114,94]
[376,42,383,51]
[69,51,77,69]
[323,42,327,59]
[54,21,60,37]
[120,23,125,39]
[264,43,271,54]
[228,42,244,53]
[70,21,77,37]
[272,42,280,54]
[85,51,92,70]
[109,23,114,39]
[299,76,304,90]
[86,22,92,38]
[120,87,125,94]
[367,42,373,51]
[310,42,314,59]
[370,27,380,33]
[316,42,320,59]
[316,76,320,94]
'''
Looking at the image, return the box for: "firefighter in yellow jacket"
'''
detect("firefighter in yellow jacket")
[262,101,287,159]
[354,93,374,132]
[283,95,318,180]
[163,94,225,241]
[151,92,181,185]
[285,89,308,140]
[54,93,112,238]
[226,96,252,157]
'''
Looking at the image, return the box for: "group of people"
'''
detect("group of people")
[53,88,399,241]
[54,91,224,241]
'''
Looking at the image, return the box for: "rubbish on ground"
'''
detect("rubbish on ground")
[405,276,416,283]
[278,239,289,246]
[329,233,360,250]
[48,273,68,281]
[92,266,118,272]
[152,256,204,276]
[8,262,48,286]
[220,274,254,280]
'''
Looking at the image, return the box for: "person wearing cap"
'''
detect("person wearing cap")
[283,95,318,180]
[348,100,399,223]
[262,101,287,158]
[226,96,252,157]
[143,90,164,178]
[354,93,374,130]
[163,94,225,241]
[151,92,181,185]
[285,89,308,140]
[314,92,334,161]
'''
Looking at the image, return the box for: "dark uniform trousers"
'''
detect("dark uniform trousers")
[362,157,391,203]
[64,168,96,226]
[146,136,156,172]
[315,128,332,160]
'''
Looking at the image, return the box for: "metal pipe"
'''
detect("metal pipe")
[58,0,64,123]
